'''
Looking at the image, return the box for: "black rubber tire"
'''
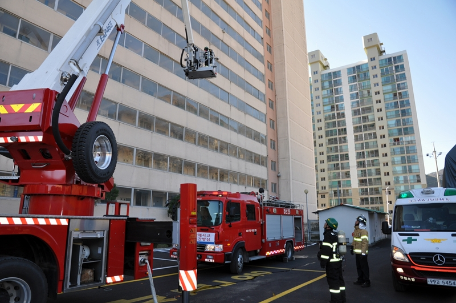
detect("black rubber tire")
[0,256,48,303]
[230,248,244,275]
[72,121,117,184]
[284,242,294,261]
[392,271,408,292]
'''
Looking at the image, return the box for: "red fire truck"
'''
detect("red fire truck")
[0,0,215,302]
[171,190,305,274]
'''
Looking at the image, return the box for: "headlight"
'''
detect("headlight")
[205,244,223,252]
[392,246,409,262]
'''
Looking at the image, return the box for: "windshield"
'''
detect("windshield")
[197,200,223,227]
[393,203,456,232]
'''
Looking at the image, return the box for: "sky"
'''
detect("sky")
[303,0,456,175]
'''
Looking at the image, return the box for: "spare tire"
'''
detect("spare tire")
[72,121,117,184]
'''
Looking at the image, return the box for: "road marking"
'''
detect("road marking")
[246,264,325,273]
[258,274,327,303]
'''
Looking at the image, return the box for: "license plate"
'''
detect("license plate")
[427,278,456,287]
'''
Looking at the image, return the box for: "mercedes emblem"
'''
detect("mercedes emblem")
[433,254,445,266]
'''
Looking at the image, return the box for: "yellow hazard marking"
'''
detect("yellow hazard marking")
[25,103,41,112]
[0,105,7,114]
[246,264,325,273]
[10,104,24,112]
[259,274,327,303]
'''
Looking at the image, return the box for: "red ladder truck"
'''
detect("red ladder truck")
[171,189,306,274]
[0,0,216,302]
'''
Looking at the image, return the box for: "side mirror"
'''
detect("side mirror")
[381,221,391,235]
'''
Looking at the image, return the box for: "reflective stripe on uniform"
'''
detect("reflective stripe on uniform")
[361,235,368,240]
[321,255,329,259]
[330,258,341,262]
[354,238,362,241]
[322,242,333,247]
[354,249,361,253]
[329,289,340,293]
[340,286,346,290]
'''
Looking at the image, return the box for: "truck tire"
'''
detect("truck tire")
[230,248,244,275]
[284,242,294,261]
[392,271,408,292]
[72,121,117,184]
[0,257,48,303]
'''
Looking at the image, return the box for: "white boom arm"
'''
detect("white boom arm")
[11,0,131,99]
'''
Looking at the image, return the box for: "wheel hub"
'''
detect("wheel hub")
[0,278,31,303]
[92,135,112,169]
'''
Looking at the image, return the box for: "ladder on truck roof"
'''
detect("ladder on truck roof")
[262,199,300,209]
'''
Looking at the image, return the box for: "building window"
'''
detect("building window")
[321,177,325,181]
[379,126,384,130]
[319,143,323,147]
[381,144,387,148]
[378,117,383,121]
[318,135,323,139]
[317,119,322,123]
[371,66,377,70]
[270,139,276,150]
[271,182,277,193]
[373,74,378,78]
[320,160,325,164]
[317,127,322,131]
[265,26,271,36]
[268,80,274,90]
[321,186,326,190]
[384,172,389,176]
[370,57,376,61]
[320,168,325,172]
[321,195,326,198]
[313,71,318,75]
[374,83,379,87]
[377,108,382,112]
[267,43,272,53]
[380,134,386,139]
[382,153,388,157]
[314,79,319,83]
[319,151,324,155]
[316,111,321,115]
[270,119,275,129]
[269,99,274,109]
[368,38,373,42]
[311,54,316,59]
[267,61,273,72]
[271,160,276,171]
[315,96,320,99]
[385,181,391,186]
[376,99,381,103]
[383,162,389,167]
[265,10,270,20]
[375,91,380,95]
[315,87,319,91]
[316,103,321,107]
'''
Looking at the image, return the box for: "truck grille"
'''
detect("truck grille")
[409,252,456,267]
[197,244,206,252]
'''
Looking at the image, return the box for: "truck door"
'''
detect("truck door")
[244,202,262,252]
[225,201,242,247]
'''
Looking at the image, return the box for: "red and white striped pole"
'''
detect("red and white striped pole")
[179,184,197,302]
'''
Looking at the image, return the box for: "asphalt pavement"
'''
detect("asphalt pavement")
[50,239,456,303]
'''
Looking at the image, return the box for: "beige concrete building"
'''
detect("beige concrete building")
[309,33,426,215]
[0,0,315,220]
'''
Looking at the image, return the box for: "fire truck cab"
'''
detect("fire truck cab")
[172,190,305,274]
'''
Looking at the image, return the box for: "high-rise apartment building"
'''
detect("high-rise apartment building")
[309,33,426,213]
[0,0,315,219]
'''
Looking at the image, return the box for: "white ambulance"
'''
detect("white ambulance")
[382,188,456,291]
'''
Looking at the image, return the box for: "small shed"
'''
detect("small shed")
[314,205,388,245]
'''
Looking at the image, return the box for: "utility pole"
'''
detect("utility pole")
[426,143,442,187]
[385,186,390,224]
[304,189,310,243]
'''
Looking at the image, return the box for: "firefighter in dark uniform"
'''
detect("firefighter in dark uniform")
[318,218,346,303]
